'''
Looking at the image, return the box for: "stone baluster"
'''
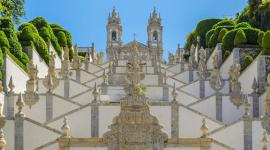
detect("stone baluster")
[15,93,25,150]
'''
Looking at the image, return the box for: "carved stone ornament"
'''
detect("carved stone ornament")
[24,63,39,108]
[261,74,270,134]
[197,47,208,80]
[43,52,59,92]
[71,44,82,70]
[103,42,168,150]
[209,53,224,92]
[229,59,243,108]
[59,46,72,78]
[0,104,6,149]
[188,44,197,70]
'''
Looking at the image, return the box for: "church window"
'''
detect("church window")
[112,31,117,41]
[153,31,158,42]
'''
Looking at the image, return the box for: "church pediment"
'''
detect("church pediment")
[121,40,150,52]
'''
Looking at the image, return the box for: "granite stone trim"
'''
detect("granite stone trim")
[243,117,252,150]
[216,94,223,122]
[75,69,81,82]
[6,93,15,119]
[199,80,205,99]
[251,92,259,118]
[91,105,99,137]
[46,92,53,122]
[64,78,70,99]
[15,115,24,150]
[171,101,179,139]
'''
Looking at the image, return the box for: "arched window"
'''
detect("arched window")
[112,31,117,41]
[153,31,158,42]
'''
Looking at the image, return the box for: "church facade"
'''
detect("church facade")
[1,7,270,150]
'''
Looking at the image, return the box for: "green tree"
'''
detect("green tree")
[234,29,247,46]
[0,0,26,24]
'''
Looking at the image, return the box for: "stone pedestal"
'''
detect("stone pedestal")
[15,113,24,150]
[46,92,53,122]
[64,78,70,99]
[171,101,179,139]
[199,80,205,99]
[163,85,169,101]
[216,93,222,122]
[243,117,252,150]
[5,93,15,119]
[91,104,99,137]
[75,69,81,82]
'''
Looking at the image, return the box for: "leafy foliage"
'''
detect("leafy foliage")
[57,31,67,47]
[222,29,238,52]
[212,19,236,29]
[218,28,228,43]
[0,0,26,24]
[234,29,247,46]
[184,31,197,51]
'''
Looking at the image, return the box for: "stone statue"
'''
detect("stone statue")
[24,63,39,108]
[209,53,224,91]
[229,59,243,108]
[71,44,82,69]
[189,44,196,69]
[43,52,60,92]
[197,47,208,79]
[168,52,175,65]
[59,46,72,78]
[261,74,270,133]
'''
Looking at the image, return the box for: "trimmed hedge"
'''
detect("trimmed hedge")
[242,55,253,71]
[194,19,222,48]
[234,29,247,46]
[241,28,261,45]
[262,30,270,49]
[184,31,197,51]
[0,31,10,48]
[213,19,236,29]
[57,31,67,47]
[235,22,251,28]
[18,23,39,34]
[222,29,238,52]
[218,28,228,43]
[258,31,265,46]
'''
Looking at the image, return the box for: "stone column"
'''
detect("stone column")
[199,80,205,99]
[91,103,99,137]
[243,117,252,150]
[64,78,70,99]
[75,69,81,82]
[188,67,194,83]
[171,101,179,139]
[46,92,53,121]
[252,92,259,118]
[163,85,169,101]
[15,113,24,150]
[84,61,89,72]
[257,56,266,94]
[5,92,15,119]
[216,93,223,122]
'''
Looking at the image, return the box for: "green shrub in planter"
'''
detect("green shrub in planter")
[234,29,247,46]
[242,55,253,71]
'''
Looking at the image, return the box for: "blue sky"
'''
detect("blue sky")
[22,0,247,59]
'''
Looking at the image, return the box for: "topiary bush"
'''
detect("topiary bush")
[234,29,247,46]
[57,31,67,47]
[218,28,228,43]
[235,22,251,28]
[262,30,270,55]
[194,18,222,48]
[18,23,39,34]
[206,29,215,47]
[258,31,265,47]
[184,31,197,51]
[242,55,253,71]
[213,19,236,29]
[241,28,261,45]
[222,29,238,52]
[0,31,10,48]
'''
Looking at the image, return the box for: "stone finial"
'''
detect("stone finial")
[92,82,99,102]
[171,83,178,101]
[0,104,6,150]
[252,78,258,93]
[229,59,243,108]
[71,44,82,70]
[8,76,15,93]
[210,53,224,92]
[261,130,269,150]
[61,117,70,138]
[197,47,208,79]
[16,93,25,117]
[243,95,250,117]
[200,118,208,138]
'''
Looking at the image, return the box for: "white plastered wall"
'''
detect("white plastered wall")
[32,48,48,78]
